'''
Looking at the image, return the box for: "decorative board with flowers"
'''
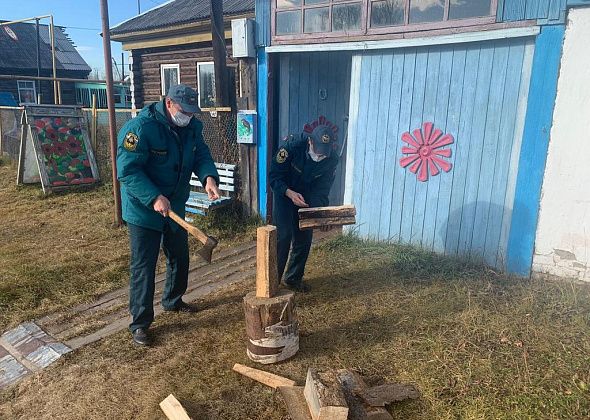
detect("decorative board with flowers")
[17,105,100,194]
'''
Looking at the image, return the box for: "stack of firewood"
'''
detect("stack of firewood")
[232,364,419,420]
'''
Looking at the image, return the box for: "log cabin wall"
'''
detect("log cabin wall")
[130,41,235,108]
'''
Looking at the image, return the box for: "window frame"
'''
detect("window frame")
[272,0,498,43]
[17,80,37,104]
[160,63,180,96]
[196,61,216,109]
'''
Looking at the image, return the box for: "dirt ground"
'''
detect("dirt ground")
[1,158,590,419]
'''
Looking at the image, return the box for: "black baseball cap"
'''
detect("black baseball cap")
[308,125,335,156]
[166,84,200,113]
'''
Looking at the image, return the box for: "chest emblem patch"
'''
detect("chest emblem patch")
[124,132,139,151]
[276,148,288,164]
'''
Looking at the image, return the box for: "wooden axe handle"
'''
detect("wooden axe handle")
[168,210,209,244]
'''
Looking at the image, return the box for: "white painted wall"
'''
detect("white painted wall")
[533,7,590,281]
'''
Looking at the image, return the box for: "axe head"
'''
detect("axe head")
[197,236,218,263]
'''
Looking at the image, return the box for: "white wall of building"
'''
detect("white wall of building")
[533,7,590,281]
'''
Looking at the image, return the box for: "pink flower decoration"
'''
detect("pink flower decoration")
[399,122,454,182]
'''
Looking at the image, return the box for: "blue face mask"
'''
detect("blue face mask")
[171,110,192,127]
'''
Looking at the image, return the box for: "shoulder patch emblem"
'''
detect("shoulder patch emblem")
[276,148,288,164]
[124,132,139,151]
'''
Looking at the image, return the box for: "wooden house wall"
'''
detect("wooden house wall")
[131,42,235,108]
[498,0,567,22]
[278,51,352,206]
[346,36,535,269]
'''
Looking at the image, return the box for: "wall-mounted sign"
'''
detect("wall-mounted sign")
[237,110,257,144]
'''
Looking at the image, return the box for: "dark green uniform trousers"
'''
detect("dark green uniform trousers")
[273,195,313,286]
[127,222,189,331]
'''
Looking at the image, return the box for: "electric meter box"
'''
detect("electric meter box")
[231,18,255,58]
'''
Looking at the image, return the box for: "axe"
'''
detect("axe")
[168,210,218,263]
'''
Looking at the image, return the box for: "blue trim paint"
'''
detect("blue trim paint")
[567,0,590,6]
[257,49,268,219]
[502,0,566,22]
[506,25,565,276]
[255,0,271,218]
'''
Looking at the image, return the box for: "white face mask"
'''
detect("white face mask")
[309,147,327,162]
[171,111,192,127]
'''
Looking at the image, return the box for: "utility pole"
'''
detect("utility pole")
[210,0,229,107]
[137,0,141,14]
[99,0,123,227]
[35,19,41,102]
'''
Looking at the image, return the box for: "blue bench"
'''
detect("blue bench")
[185,162,236,222]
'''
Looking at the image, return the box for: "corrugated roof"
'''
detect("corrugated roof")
[0,22,91,72]
[110,0,255,36]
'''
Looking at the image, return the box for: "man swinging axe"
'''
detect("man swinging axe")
[117,84,221,346]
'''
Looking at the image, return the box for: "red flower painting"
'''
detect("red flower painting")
[399,122,454,182]
[33,115,95,187]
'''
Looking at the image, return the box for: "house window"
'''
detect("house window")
[275,0,365,35]
[161,64,180,96]
[17,80,37,104]
[273,0,496,41]
[197,62,216,109]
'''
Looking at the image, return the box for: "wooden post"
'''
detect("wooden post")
[256,225,278,298]
[49,16,58,105]
[238,58,258,217]
[99,0,123,227]
[91,93,97,151]
[0,109,4,156]
[210,0,229,107]
[16,115,27,185]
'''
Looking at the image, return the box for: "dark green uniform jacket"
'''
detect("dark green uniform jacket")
[269,135,339,207]
[116,100,219,231]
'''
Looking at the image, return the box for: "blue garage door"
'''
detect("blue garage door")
[347,36,535,268]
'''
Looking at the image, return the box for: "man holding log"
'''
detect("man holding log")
[269,124,339,293]
[116,84,221,346]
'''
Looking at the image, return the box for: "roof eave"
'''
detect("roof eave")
[110,11,254,42]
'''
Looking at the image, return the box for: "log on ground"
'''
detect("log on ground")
[304,368,348,420]
[336,369,393,420]
[278,386,313,420]
[232,363,296,389]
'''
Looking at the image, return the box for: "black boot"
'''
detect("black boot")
[131,328,150,346]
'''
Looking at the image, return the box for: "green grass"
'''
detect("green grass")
[2,232,589,419]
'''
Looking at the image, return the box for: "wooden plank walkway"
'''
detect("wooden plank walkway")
[0,231,336,390]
